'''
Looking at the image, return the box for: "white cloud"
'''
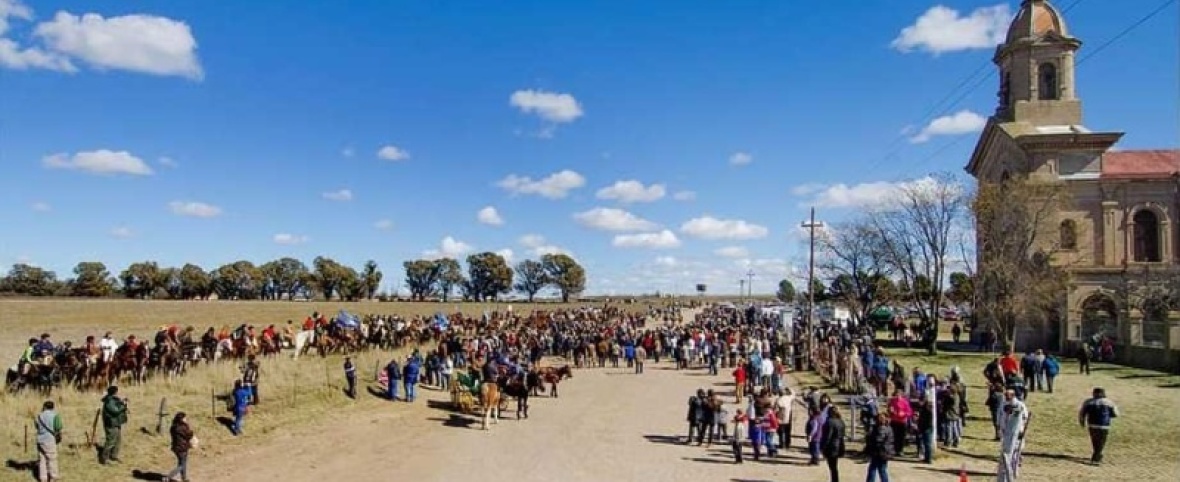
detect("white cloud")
[496,169,585,199]
[0,1,77,72]
[800,175,946,209]
[596,180,666,203]
[31,9,203,79]
[654,256,678,267]
[672,190,696,201]
[423,236,473,259]
[729,151,753,166]
[477,206,504,226]
[789,183,826,197]
[715,246,749,258]
[273,233,309,245]
[373,219,394,230]
[168,201,221,218]
[573,207,659,232]
[42,149,153,176]
[509,89,583,123]
[891,4,1012,55]
[321,189,353,202]
[377,145,410,161]
[909,110,987,143]
[517,234,571,258]
[30,201,50,212]
[158,156,178,168]
[612,230,681,249]
[0,39,74,71]
[496,248,515,263]
[110,226,133,239]
[680,216,769,240]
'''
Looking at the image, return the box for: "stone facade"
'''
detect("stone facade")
[965,1,1180,370]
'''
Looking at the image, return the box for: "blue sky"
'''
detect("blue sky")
[2,0,1177,295]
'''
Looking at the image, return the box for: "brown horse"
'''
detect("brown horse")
[112,344,148,385]
[537,365,573,397]
[480,381,501,430]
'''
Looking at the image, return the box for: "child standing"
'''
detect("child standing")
[716,404,731,442]
[731,408,747,464]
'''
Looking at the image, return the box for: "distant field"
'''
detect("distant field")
[0,299,654,358]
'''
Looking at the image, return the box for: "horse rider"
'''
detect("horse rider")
[282,321,296,348]
[18,338,37,376]
[35,334,55,365]
[200,328,218,356]
[99,332,118,364]
[482,357,500,387]
[82,335,100,362]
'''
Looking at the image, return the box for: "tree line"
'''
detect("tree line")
[0,252,586,302]
[774,271,974,308]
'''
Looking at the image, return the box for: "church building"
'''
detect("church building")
[965,0,1179,369]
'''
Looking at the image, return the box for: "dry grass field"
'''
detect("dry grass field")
[795,343,1180,482]
[0,299,638,481]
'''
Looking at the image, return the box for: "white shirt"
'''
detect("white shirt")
[761,359,774,377]
[775,394,795,423]
[442,358,454,375]
[100,337,118,361]
[1000,399,1030,453]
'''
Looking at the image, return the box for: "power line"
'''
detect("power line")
[887,0,1174,180]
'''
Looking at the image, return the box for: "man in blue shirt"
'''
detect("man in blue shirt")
[231,380,250,436]
[403,357,421,403]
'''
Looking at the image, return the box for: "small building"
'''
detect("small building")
[965,1,1179,369]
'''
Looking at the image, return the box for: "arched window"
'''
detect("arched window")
[1080,293,1118,341]
[1039,63,1059,100]
[1060,219,1077,250]
[1132,210,1161,262]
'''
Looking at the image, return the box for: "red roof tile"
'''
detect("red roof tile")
[1101,150,1180,179]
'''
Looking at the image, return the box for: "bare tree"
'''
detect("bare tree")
[870,173,967,353]
[818,218,894,323]
[973,176,1074,350]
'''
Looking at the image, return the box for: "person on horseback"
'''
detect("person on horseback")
[100,332,118,364]
[35,334,55,365]
[18,338,37,376]
[201,328,217,358]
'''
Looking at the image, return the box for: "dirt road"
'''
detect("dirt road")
[199,358,999,482]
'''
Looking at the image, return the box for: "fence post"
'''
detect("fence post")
[849,397,857,442]
[24,423,29,455]
[210,388,215,419]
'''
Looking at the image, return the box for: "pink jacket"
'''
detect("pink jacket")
[888,396,913,425]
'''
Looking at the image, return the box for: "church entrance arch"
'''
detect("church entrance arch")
[1080,293,1118,343]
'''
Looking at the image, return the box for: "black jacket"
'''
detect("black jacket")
[821,418,846,458]
[865,424,894,460]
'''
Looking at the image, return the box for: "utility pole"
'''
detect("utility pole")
[746,269,755,301]
[801,206,825,370]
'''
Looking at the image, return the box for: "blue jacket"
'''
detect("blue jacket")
[1044,356,1060,377]
[403,361,420,384]
[232,387,251,414]
[624,345,636,360]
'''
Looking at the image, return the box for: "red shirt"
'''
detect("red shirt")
[733,368,747,384]
[999,355,1019,376]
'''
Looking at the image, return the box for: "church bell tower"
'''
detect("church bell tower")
[994,0,1083,126]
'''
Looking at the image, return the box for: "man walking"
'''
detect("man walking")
[343,356,357,398]
[241,355,260,405]
[100,386,127,465]
[1078,387,1119,465]
[34,401,63,482]
[997,389,1030,482]
[864,413,894,482]
[231,379,251,436]
[774,388,795,450]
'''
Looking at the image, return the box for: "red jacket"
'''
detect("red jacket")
[734,368,747,384]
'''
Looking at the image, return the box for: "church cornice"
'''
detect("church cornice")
[965,119,1003,176]
[1015,132,1124,152]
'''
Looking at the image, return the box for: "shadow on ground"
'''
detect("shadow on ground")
[5,459,37,481]
[132,469,169,480]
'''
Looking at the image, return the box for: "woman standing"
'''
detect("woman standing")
[821,406,847,482]
[166,412,194,482]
